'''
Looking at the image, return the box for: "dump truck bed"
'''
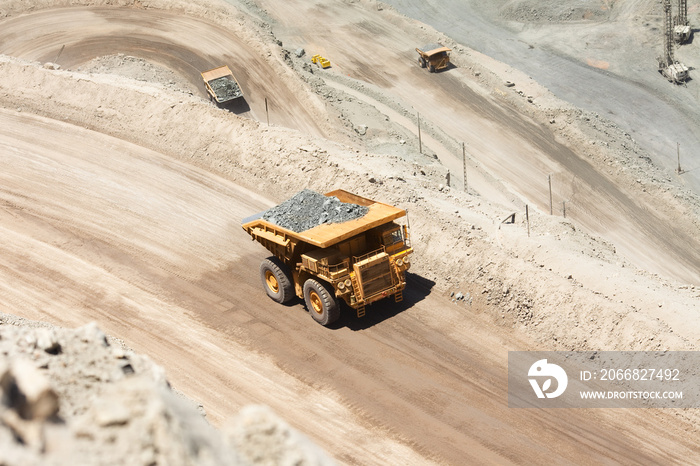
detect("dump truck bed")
[201,65,243,103]
[241,190,406,249]
[416,44,452,58]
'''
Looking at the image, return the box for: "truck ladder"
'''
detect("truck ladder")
[394,290,403,303]
[351,274,366,318]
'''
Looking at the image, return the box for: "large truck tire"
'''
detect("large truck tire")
[419,57,426,68]
[260,257,294,304]
[303,279,340,326]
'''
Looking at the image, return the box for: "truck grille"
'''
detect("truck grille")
[354,253,395,300]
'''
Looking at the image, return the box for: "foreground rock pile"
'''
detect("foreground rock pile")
[0,313,334,466]
[262,189,369,232]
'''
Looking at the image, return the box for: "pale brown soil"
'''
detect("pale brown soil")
[0,0,699,464]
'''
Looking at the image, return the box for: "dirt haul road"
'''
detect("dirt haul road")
[251,0,700,286]
[382,0,700,193]
[0,7,326,137]
[0,1,699,464]
[1,108,697,465]
[2,2,699,284]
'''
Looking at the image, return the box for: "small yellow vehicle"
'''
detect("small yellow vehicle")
[242,190,412,326]
[311,54,331,69]
[416,44,451,72]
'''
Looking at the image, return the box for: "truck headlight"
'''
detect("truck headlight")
[396,259,404,267]
[345,279,352,288]
[338,281,345,290]
[403,256,410,264]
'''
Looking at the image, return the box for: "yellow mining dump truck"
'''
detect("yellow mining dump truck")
[416,44,451,72]
[241,190,412,326]
[201,65,243,105]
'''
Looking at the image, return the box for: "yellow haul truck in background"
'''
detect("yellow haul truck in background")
[416,44,451,72]
[242,190,412,326]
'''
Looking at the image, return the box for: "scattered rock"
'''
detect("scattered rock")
[0,314,334,465]
[1,358,59,421]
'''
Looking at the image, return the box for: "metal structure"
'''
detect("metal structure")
[658,0,689,83]
[674,0,691,43]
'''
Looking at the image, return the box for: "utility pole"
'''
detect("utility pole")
[526,205,530,237]
[677,142,683,174]
[417,112,422,154]
[462,142,468,193]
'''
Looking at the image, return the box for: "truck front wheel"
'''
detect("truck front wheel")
[260,257,294,304]
[303,279,340,326]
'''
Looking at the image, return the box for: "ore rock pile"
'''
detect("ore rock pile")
[209,76,242,101]
[0,313,334,466]
[262,190,369,233]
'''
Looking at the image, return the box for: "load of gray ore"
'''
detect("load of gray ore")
[210,76,241,101]
[262,190,369,233]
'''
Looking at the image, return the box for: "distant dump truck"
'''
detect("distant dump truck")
[242,190,413,326]
[416,44,451,72]
[201,65,243,104]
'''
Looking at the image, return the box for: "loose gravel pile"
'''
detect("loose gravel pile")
[262,190,369,233]
[209,76,242,101]
[0,313,334,466]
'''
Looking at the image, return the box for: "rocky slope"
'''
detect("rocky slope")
[0,313,334,465]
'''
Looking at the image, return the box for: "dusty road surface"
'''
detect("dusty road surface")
[2,3,698,285]
[1,108,698,464]
[254,0,700,283]
[382,0,700,193]
[0,7,326,137]
[1,0,700,464]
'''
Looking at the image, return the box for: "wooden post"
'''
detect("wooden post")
[54,44,65,63]
[526,205,530,237]
[548,174,553,215]
[462,142,468,193]
[417,112,422,154]
[265,98,269,126]
[677,142,682,174]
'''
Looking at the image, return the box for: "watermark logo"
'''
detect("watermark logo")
[528,359,568,399]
